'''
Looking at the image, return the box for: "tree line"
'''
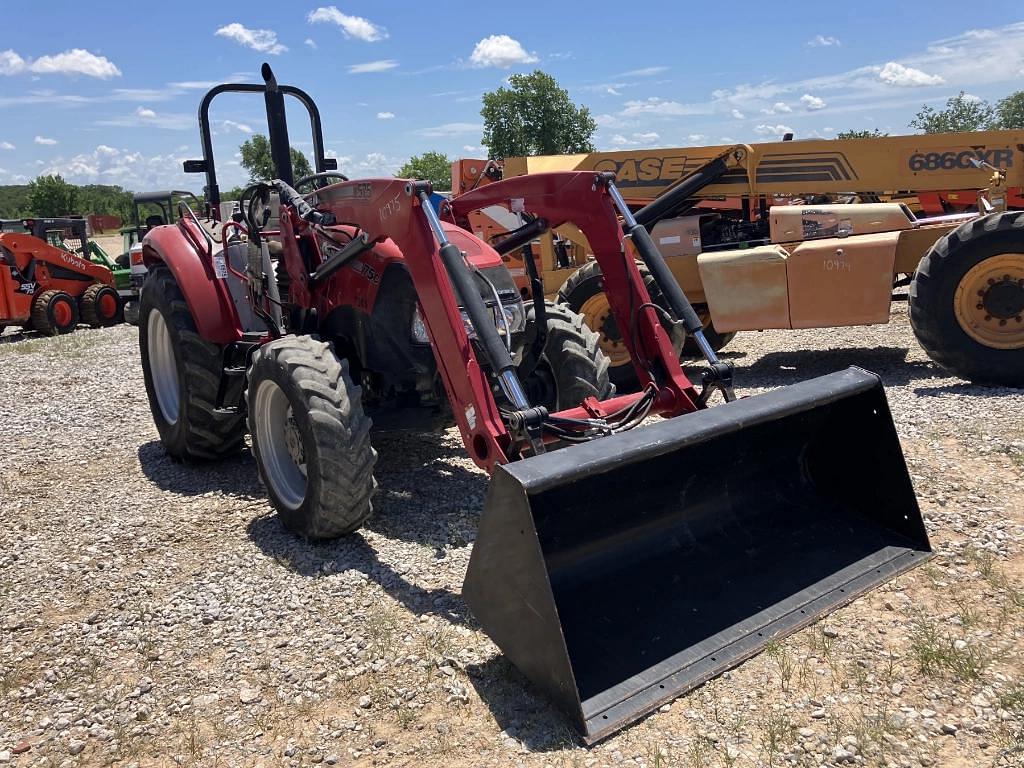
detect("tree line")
[837,90,1024,139]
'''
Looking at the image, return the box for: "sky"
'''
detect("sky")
[1,1,1023,192]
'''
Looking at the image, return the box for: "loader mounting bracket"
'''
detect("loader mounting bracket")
[697,360,736,405]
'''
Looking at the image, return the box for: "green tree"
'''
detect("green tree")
[481,70,596,159]
[27,175,77,216]
[910,91,995,134]
[835,129,888,139]
[396,151,452,190]
[239,134,313,183]
[993,90,1024,129]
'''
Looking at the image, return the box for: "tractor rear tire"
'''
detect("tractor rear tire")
[522,300,613,410]
[80,284,121,327]
[31,290,78,335]
[139,264,247,460]
[247,335,377,539]
[909,211,1024,387]
[556,260,683,392]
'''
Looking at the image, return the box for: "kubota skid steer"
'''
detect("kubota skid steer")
[139,65,931,743]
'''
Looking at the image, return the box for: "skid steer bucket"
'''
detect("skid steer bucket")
[464,367,931,743]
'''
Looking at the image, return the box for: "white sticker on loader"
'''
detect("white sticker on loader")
[465,405,477,430]
[659,235,681,245]
[509,197,525,213]
[213,254,228,279]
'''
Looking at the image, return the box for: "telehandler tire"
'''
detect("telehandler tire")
[247,335,377,539]
[522,300,613,410]
[910,210,1024,387]
[139,264,247,460]
[31,290,78,335]
[80,284,121,327]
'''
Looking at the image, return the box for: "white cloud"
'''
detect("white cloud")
[609,131,661,147]
[0,50,27,75]
[376,111,395,119]
[616,66,669,77]
[136,106,157,119]
[961,92,982,102]
[95,145,119,156]
[0,141,14,150]
[606,86,621,96]
[462,145,482,154]
[731,108,745,119]
[1,48,120,78]
[304,38,317,50]
[222,119,253,133]
[348,60,398,74]
[214,23,287,55]
[34,136,58,145]
[621,97,706,117]
[761,101,792,115]
[96,109,193,130]
[754,124,793,137]
[808,35,841,47]
[307,6,387,42]
[800,94,826,110]
[687,134,706,143]
[876,61,944,87]
[469,35,537,68]
[417,122,482,137]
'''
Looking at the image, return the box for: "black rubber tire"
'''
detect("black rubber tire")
[557,260,682,391]
[247,335,377,539]
[681,304,736,358]
[31,290,78,335]
[523,300,613,410]
[80,283,121,327]
[909,211,1024,387]
[139,264,247,460]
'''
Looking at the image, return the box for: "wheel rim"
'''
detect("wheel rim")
[147,310,180,424]
[98,292,118,319]
[53,299,73,328]
[579,293,631,368]
[253,378,307,510]
[953,253,1024,350]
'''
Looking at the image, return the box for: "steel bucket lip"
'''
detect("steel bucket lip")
[502,366,886,494]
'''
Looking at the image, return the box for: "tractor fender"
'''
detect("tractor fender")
[142,224,242,344]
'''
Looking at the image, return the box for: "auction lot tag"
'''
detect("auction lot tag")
[213,255,228,279]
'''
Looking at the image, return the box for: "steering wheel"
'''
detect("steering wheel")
[295,171,350,195]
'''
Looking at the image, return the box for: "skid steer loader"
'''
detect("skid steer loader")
[138,65,931,743]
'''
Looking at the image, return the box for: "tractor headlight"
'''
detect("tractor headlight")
[410,299,526,345]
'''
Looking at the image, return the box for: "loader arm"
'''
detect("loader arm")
[447,171,702,414]
[305,178,514,469]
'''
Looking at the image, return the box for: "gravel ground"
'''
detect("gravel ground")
[1,303,1023,768]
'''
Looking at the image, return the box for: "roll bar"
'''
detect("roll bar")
[182,63,337,217]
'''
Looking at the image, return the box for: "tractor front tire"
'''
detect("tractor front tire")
[910,211,1024,387]
[80,283,122,327]
[247,335,377,539]
[31,290,78,335]
[557,260,685,392]
[522,300,613,411]
[139,264,246,460]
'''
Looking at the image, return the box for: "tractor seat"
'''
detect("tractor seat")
[145,215,165,229]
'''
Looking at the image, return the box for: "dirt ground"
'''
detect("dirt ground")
[1,304,1022,767]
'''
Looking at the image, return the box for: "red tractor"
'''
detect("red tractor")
[0,218,121,335]
[138,66,930,742]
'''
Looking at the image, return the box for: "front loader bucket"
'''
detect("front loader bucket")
[463,367,931,743]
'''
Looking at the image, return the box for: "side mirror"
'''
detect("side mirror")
[323,158,338,171]
[183,160,207,174]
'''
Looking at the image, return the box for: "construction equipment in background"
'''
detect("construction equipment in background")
[117,191,201,324]
[0,218,120,335]
[454,130,1024,388]
[138,66,931,743]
